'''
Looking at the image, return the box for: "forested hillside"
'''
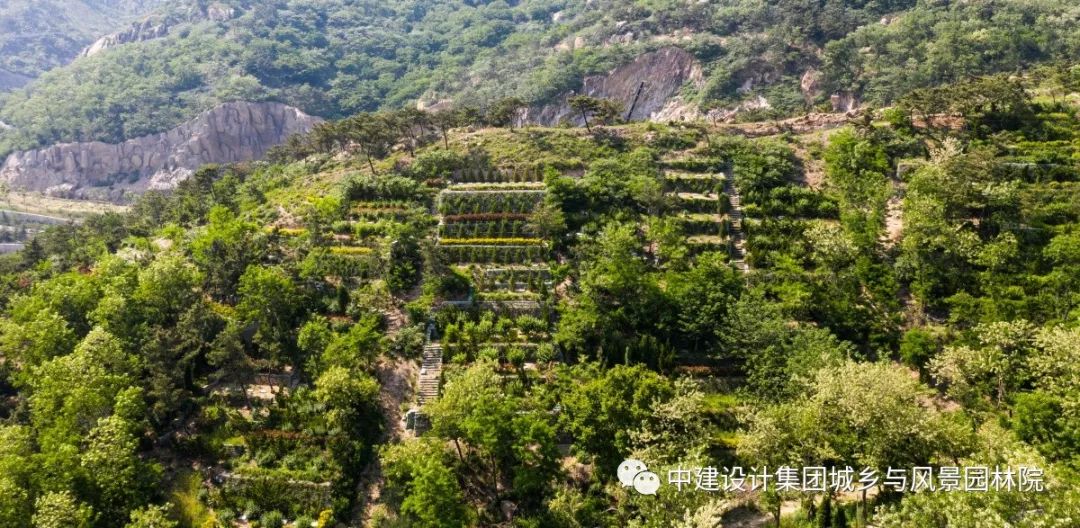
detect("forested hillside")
[3,0,1080,159]
[0,0,164,82]
[0,68,1078,526]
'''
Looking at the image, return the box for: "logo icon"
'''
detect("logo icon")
[618,459,660,495]
[633,471,661,495]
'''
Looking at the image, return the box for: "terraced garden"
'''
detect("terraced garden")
[660,159,738,259]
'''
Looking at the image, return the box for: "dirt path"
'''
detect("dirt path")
[351,293,421,523]
[883,188,905,247]
[356,355,417,523]
[881,156,908,247]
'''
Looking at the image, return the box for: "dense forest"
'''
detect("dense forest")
[0,0,164,80]
[4,0,1080,158]
[0,65,1078,527]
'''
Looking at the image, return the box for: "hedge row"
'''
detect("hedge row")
[439,245,546,263]
[439,220,533,239]
[440,237,543,246]
[443,213,531,223]
[450,165,545,183]
[437,191,545,215]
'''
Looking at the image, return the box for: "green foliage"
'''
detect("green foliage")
[381,440,472,528]
[31,491,93,528]
[0,1,163,78]
[4,0,1080,159]
[741,361,971,472]
[824,128,891,247]
[557,363,674,472]
[876,423,1080,527]
[237,265,302,359]
[2,71,1080,527]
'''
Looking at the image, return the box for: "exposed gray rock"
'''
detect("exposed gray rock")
[0,102,321,202]
[81,2,235,57]
[831,91,860,112]
[527,46,702,126]
[801,68,823,101]
[81,18,169,57]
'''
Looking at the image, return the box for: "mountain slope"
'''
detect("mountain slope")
[1,0,1079,161]
[0,0,166,81]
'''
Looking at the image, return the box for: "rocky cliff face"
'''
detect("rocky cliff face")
[526,47,703,126]
[0,102,320,202]
[81,2,235,57]
[81,17,169,57]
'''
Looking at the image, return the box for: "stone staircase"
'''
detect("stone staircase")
[410,344,443,436]
[417,344,443,405]
[724,178,749,273]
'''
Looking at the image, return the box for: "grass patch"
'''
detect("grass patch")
[169,468,214,528]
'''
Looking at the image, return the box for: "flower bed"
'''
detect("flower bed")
[448,182,546,191]
[265,227,308,237]
[329,246,374,255]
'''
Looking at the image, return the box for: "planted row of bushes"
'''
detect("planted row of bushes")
[437,191,545,215]
[439,245,546,263]
[330,219,398,239]
[447,342,558,367]
[349,201,421,220]
[266,226,308,237]
[475,291,543,301]
[439,220,533,239]
[440,313,549,348]
[450,165,545,183]
[448,182,546,191]
[330,246,375,255]
[677,215,726,236]
[217,473,332,521]
[743,218,814,266]
[662,158,724,173]
[686,238,731,256]
[299,249,375,281]
[443,212,531,223]
[439,237,543,246]
[468,266,552,292]
[664,174,726,194]
[672,194,727,214]
[741,187,839,218]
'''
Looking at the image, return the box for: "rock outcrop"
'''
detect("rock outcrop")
[81,2,236,57]
[831,91,860,112]
[801,68,823,101]
[0,102,320,202]
[81,18,169,57]
[526,46,703,126]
